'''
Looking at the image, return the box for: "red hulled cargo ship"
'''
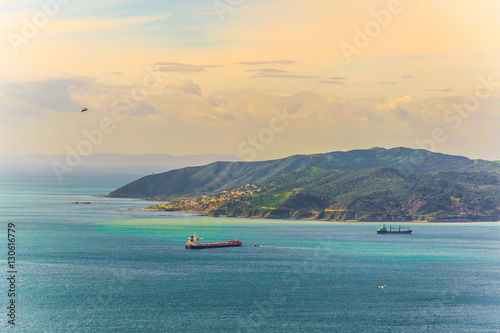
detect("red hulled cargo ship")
[185,234,242,249]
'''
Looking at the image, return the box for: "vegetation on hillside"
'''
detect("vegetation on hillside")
[109,147,500,199]
[148,167,500,222]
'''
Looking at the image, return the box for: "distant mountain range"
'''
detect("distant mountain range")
[108,147,500,222]
[0,153,240,174]
[108,147,500,198]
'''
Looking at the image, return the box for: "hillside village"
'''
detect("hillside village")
[147,184,263,211]
[143,163,500,222]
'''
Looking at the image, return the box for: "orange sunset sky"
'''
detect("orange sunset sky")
[1,0,499,160]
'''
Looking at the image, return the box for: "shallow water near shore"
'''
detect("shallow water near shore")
[1,171,499,332]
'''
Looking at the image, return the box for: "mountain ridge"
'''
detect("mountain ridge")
[149,166,500,222]
[108,147,500,198]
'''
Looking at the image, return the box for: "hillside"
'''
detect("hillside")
[108,147,500,198]
[155,167,500,222]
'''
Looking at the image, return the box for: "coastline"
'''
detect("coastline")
[144,206,499,223]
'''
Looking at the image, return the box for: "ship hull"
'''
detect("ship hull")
[185,242,242,249]
[377,230,412,234]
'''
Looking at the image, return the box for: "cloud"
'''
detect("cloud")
[318,80,345,85]
[236,60,296,66]
[141,89,499,159]
[4,73,499,160]
[0,78,92,116]
[164,79,202,96]
[402,75,415,78]
[246,68,317,79]
[425,88,455,92]
[328,77,347,80]
[0,76,161,118]
[216,112,235,121]
[155,62,217,73]
[0,98,39,117]
[396,109,411,120]
[252,73,317,79]
[245,68,291,73]
[134,102,160,116]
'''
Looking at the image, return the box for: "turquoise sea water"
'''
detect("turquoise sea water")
[0,171,499,332]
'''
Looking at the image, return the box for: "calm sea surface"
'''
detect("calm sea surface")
[0,171,499,332]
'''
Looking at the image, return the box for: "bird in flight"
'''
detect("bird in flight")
[81,108,88,112]
[378,285,387,289]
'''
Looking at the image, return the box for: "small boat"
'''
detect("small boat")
[253,244,260,247]
[377,224,412,234]
[185,233,242,249]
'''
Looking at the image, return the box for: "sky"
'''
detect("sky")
[0,0,499,161]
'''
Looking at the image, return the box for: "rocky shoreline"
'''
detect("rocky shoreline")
[145,204,499,223]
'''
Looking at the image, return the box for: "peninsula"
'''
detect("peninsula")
[109,147,500,222]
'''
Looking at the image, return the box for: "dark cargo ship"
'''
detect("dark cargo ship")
[185,234,242,249]
[377,224,412,234]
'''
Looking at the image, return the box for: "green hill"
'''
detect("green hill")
[108,147,500,198]
[176,167,500,222]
